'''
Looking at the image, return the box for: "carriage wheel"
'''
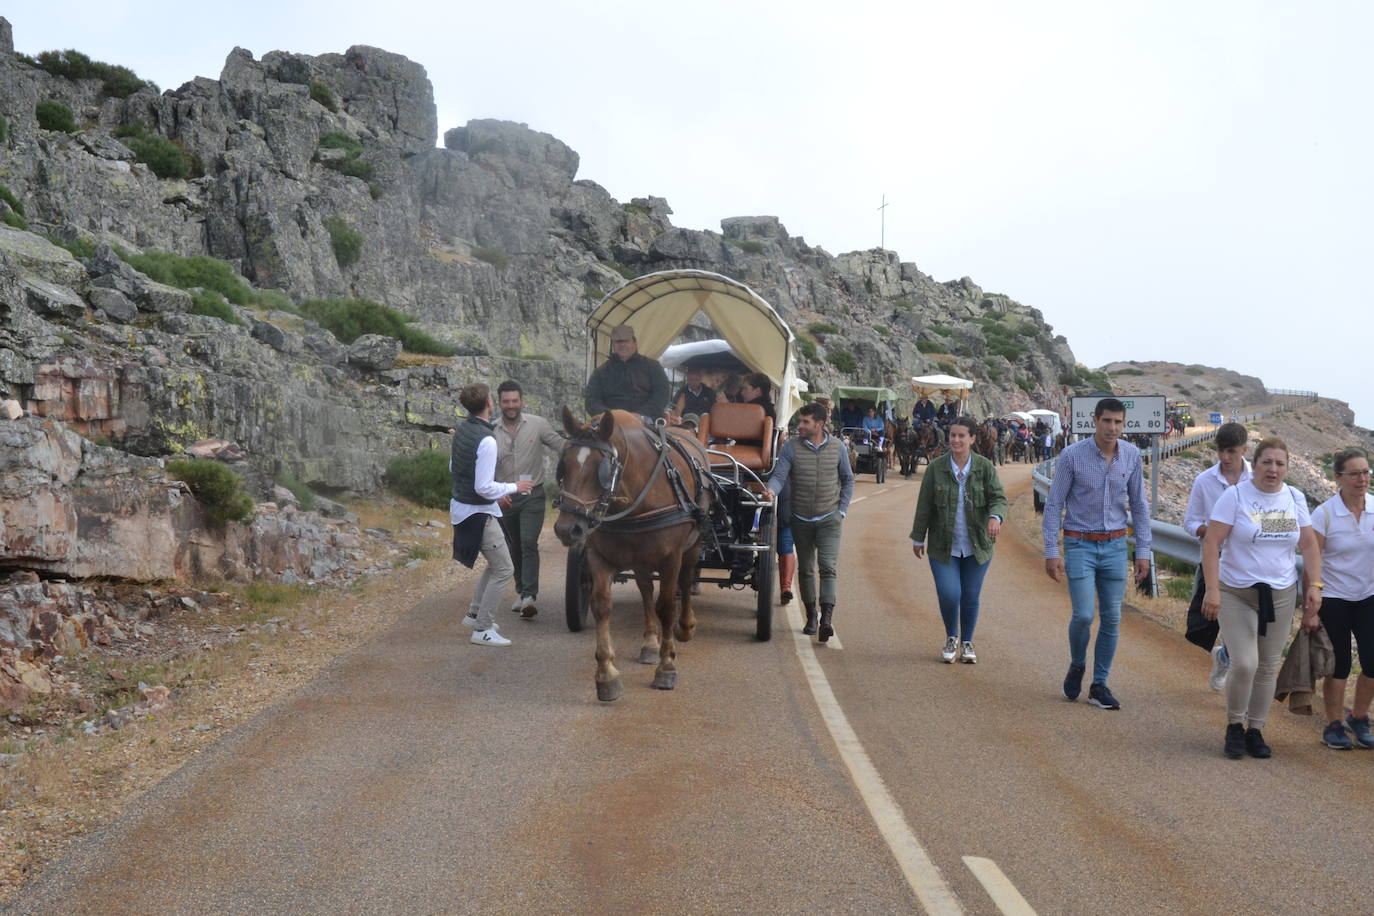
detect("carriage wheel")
[876,455,887,483]
[754,518,775,642]
[564,545,591,632]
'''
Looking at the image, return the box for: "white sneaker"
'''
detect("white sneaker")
[510,596,524,613]
[941,636,959,663]
[471,627,511,647]
[1208,644,1230,691]
[461,610,479,628]
[960,641,977,664]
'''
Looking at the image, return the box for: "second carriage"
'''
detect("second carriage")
[833,386,899,483]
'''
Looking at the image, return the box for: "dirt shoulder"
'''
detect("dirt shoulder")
[0,498,468,902]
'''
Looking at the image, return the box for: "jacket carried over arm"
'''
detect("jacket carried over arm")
[909,452,1008,564]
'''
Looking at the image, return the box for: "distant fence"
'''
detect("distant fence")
[1266,388,1318,401]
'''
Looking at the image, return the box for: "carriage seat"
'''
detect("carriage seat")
[698,402,774,471]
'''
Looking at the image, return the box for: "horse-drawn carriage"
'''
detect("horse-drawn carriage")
[556,270,801,700]
[833,386,897,483]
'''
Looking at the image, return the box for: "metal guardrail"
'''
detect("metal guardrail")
[1265,388,1318,400]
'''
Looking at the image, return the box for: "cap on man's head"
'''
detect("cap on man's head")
[610,324,636,342]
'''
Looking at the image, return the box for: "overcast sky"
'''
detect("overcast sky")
[13,2,1371,423]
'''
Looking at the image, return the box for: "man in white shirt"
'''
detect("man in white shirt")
[450,383,534,646]
[1183,422,1251,688]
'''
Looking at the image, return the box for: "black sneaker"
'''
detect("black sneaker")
[1087,682,1121,710]
[1244,727,1272,759]
[1224,723,1246,759]
[1062,663,1086,701]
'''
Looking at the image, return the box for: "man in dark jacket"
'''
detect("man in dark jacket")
[584,324,670,420]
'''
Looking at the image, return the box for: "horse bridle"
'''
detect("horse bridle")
[555,425,703,533]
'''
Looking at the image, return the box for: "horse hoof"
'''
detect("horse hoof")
[637,647,660,665]
[651,671,677,690]
[596,679,624,702]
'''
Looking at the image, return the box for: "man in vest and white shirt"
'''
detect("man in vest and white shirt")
[764,401,855,642]
[451,382,534,646]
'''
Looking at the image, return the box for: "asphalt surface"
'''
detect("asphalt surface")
[13,464,1374,914]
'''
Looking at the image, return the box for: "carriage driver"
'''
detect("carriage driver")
[584,324,671,422]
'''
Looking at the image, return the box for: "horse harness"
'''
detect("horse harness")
[555,423,717,534]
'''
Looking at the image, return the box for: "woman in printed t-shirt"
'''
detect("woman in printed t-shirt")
[1310,447,1374,750]
[1201,437,1323,760]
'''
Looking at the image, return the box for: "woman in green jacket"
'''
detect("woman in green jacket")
[910,417,1009,663]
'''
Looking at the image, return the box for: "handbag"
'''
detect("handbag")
[1184,575,1219,651]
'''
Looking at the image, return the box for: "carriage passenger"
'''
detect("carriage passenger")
[912,395,936,425]
[862,407,886,444]
[672,367,716,422]
[738,372,776,422]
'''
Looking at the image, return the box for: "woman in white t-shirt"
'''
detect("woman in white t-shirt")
[1310,447,1374,750]
[1202,437,1323,760]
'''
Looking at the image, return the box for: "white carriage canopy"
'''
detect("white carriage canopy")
[910,374,974,398]
[587,270,802,424]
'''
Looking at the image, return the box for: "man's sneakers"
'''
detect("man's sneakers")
[941,636,959,663]
[1062,663,1086,700]
[959,642,977,664]
[1324,721,1355,750]
[1087,683,1121,710]
[471,626,511,647]
[462,610,479,628]
[1346,714,1374,749]
[519,595,538,619]
[1208,643,1230,692]
[510,596,524,613]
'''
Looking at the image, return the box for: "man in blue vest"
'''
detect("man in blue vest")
[451,382,534,646]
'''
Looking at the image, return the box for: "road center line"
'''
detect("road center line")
[785,602,961,914]
[962,857,1037,915]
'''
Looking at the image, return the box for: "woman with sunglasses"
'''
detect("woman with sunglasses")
[1310,447,1374,749]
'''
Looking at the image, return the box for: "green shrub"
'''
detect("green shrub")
[384,450,451,510]
[725,238,764,254]
[45,234,96,259]
[1016,376,1035,393]
[796,337,817,360]
[114,126,191,179]
[318,131,363,156]
[189,289,241,325]
[927,324,951,336]
[294,298,454,356]
[325,215,362,267]
[317,131,371,181]
[125,250,256,305]
[333,158,374,181]
[609,262,638,280]
[33,49,155,98]
[0,211,27,230]
[623,203,651,216]
[1163,576,1194,601]
[275,472,316,511]
[0,115,7,143]
[167,459,256,525]
[582,284,602,301]
[308,81,337,112]
[874,325,890,337]
[916,339,944,354]
[1018,324,1040,337]
[936,358,959,375]
[894,298,913,311]
[826,348,857,373]
[1186,366,1205,376]
[472,246,509,269]
[807,321,839,337]
[36,100,77,133]
[1112,367,1145,376]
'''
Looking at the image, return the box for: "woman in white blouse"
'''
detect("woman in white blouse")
[1311,447,1374,750]
[1202,438,1323,760]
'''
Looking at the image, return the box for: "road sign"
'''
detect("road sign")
[1209,412,1223,425]
[1070,395,1168,436]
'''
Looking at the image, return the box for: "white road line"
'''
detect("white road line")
[962,857,1037,915]
[851,495,868,504]
[785,602,961,914]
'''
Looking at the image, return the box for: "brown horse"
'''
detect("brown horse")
[974,419,1000,464]
[915,420,944,466]
[553,408,714,702]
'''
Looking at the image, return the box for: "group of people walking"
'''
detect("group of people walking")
[450,350,1372,759]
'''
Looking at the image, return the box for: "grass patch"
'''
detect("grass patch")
[1156,554,1196,577]
[609,262,638,280]
[114,125,201,180]
[472,246,509,269]
[125,250,257,305]
[166,460,256,525]
[874,325,890,337]
[45,234,96,259]
[0,184,25,217]
[1017,376,1035,393]
[325,215,362,267]
[796,337,817,360]
[807,321,839,337]
[894,298,913,311]
[384,450,450,510]
[36,99,77,133]
[1112,367,1145,376]
[0,211,26,230]
[28,49,156,98]
[725,238,765,254]
[623,203,651,216]
[1186,367,1205,376]
[826,348,857,373]
[189,289,241,325]
[274,472,316,511]
[317,131,372,181]
[0,114,7,143]
[582,284,602,301]
[1163,576,1195,601]
[294,298,453,355]
[916,339,944,354]
[309,81,337,112]
[936,358,958,375]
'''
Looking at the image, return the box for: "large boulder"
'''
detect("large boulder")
[347,334,401,371]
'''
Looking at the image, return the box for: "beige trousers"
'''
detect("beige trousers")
[1217,583,1296,728]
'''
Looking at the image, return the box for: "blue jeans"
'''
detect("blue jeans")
[1064,536,1128,685]
[928,553,990,640]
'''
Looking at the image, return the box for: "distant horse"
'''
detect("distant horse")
[554,408,715,702]
[895,418,920,477]
[974,419,1001,464]
[915,420,943,467]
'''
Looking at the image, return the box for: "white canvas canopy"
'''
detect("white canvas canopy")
[587,270,802,424]
[910,374,974,398]
[1002,411,1035,424]
[1027,408,1064,434]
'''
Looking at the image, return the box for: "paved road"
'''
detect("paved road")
[14,465,1374,914]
